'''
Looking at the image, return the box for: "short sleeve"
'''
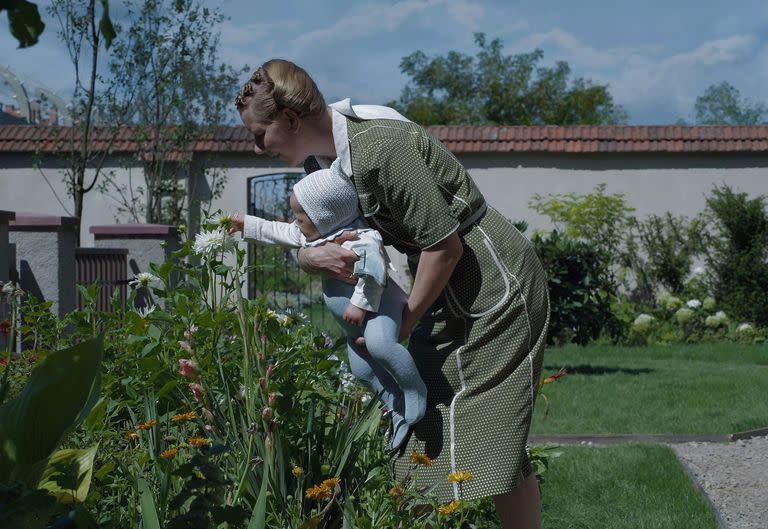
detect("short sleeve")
[363,139,459,249]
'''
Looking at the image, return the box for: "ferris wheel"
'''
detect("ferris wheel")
[0,65,72,125]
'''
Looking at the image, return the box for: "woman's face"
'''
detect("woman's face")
[241,109,305,166]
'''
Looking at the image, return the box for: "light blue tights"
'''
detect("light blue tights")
[322,278,426,450]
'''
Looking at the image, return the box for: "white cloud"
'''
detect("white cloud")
[290,0,485,57]
[445,1,485,32]
[662,34,755,67]
[510,28,648,69]
[219,19,301,47]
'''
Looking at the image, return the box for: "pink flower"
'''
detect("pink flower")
[267,363,274,378]
[259,377,266,391]
[178,340,193,354]
[257,352,264,362]
[268,392,278,407]
[262,407,272,420]
[184,324,199,340]
[179,358,199,378]
[189,382,204,402]
[261,334,268,345]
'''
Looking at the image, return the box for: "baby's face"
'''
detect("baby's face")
[289,192,321,240]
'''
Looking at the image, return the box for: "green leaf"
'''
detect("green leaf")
[37,444,99,503]
[5,0,45,48]
[137,478,161,529]
[98,0,116,49]
[93,460,115,481]
[247,457,270,529]
[0,336,103,485]
[298,516,322,529]
[84,397,108,432]
[156,379,178,399]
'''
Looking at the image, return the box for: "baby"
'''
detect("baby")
[229,160,426,450]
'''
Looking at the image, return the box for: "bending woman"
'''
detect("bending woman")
[234,59,550,529]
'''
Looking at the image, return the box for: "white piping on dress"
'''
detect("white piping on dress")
[449,326,469,501]
[444,226,511,319]
[349,125,420,142]
[494,239,538,406]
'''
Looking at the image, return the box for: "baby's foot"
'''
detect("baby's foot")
[387,411,412,452]
[403,379,427,425]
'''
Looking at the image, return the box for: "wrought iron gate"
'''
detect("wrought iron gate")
[247,173,331,329]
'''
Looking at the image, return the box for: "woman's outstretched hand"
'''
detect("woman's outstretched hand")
[297,231,360,285]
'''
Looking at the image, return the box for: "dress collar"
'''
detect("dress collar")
[319,99,411,177]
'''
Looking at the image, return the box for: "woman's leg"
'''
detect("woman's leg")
[493,473,542,529]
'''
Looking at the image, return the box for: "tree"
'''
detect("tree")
[694,81,766,125]
[389,33,628,126]
[42,0,117,245]
[98,0,245,226]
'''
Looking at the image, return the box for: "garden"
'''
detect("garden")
[1,182,766,528]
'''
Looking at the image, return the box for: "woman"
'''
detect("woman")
[234,59,550,529]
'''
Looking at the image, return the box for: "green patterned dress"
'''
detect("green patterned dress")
[309,115,550,502]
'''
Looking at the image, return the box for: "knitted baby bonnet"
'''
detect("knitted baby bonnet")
[292,160,359,237]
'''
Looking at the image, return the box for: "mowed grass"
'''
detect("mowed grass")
[532,343,768,434]
[541,444,720,529]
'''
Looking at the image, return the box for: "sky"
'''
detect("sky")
[2,0,767,124]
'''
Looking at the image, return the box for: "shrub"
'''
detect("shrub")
[532,230,618,345]
[529,183,635,260]
[703,185,768,325]
[625,213,704,296]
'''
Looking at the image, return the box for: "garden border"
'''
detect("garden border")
[530,426,768,445]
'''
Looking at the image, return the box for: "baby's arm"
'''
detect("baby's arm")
[228,214,303,248]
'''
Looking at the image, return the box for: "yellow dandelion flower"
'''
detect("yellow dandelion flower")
[321,477,341,489]
[160,447,178,459]
[137,419,157,430]
[126,431,139,441]
[388,485,403,497]
[187,436,210,447]
[438,500,461,516]
[171,411,198,423]
[409,451,432,467]
[292,466,304,478]
[447,470,473,483]
[304,484,332,501]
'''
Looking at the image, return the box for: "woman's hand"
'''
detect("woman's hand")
[227,214,244,235]
[297,231,360,285]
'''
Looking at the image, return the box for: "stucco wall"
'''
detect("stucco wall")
[457,153,768,231]
[2,151,767,243]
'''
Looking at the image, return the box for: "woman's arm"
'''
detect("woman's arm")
[296,232,360,284]
[399,231,463,341]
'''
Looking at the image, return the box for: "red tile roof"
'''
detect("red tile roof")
[0,124,767,155]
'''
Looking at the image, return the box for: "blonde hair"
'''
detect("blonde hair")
[235,59,326,122]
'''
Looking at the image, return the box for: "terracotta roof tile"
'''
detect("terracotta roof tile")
[0,124,767,155]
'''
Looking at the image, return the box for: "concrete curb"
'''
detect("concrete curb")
[673,453,731,529]
[530,427,768,445]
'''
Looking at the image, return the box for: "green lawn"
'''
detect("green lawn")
[532,343,768,434]
[541,444,719,529]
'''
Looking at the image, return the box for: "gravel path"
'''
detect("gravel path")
[670,435,768,529]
